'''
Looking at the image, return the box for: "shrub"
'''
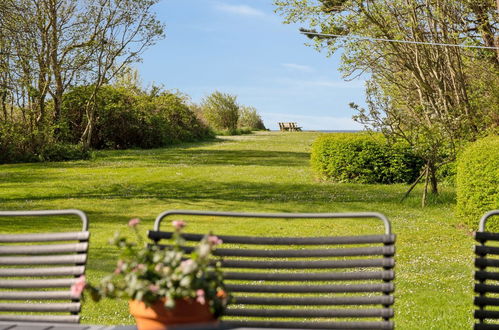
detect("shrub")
[456,135,499,231]
[0,122,38,163]
[238,106,266,130]
[201,91,239,131]
[60,85,213,150]
[311,133,423,184]
[38,143,91,162]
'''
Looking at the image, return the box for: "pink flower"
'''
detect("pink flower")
[149,284,159,293]
[70,275,86,298]
[172,220,186,230]
[196,289,206,305]
[208,235,223,246]
[114,260,124,274]
[180,259,195,272]
[128,218,140,227]
[132,264,146,272]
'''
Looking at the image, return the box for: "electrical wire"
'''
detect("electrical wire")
[301,31,499,50]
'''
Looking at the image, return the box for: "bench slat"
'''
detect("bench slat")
[475,284,499,294]
[0,232,89,243]
[0,302,80,312]
[475,232,499,243]
[222,320,393,329]
[474,324,499,330]
[0,254,87,265]
[0,266,85,277]
[475,297,499,307]
[476,258,499,268]
[476,246,499,256]
[0,243,88,255]
[234,295,394,306]
[219,258,394,269]
[0,278,76,288]
[225,307,393,318]
[475,310,499,319]
[224,270,394,281]
[0,291,76,300]
[148,231,395,245]
[226,283,394,293]
[0,315,80,323]
[476,271,499,281]
[159,245,395,258]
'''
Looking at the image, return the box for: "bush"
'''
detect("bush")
[311,133,423,184]
[238,106,266,130]
[60,85,213,150]
[456,135,499,231]
[201,91,239,131]
[38,143,91,162]
[0,122,38,163]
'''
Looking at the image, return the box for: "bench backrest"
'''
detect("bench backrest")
[148,210,396,329]
[474,210,499,329]
[0,210,89,324]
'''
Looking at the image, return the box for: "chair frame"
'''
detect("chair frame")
[149,210,395,329]
[0,209,89,324]
[474,210,499,330]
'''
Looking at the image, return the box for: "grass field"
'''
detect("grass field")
[0,131,474,329]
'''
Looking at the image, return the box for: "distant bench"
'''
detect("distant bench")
[278,122,302,132]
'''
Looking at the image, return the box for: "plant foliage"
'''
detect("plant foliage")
[87,220,231,316]
[456,135,499,230]
[311,133,423,184]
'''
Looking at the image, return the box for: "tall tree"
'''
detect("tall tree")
[1,0,164,149]
[275,0,499,201]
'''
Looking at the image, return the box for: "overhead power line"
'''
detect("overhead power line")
[300,31,499,50]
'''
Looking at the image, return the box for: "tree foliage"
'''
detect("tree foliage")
[0,0,165,158]
[275,0,499,200]
[200,91,240,132]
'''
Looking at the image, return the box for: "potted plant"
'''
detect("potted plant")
[74,218,231,330]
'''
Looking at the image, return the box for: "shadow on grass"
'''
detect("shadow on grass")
[94,149,310,167]
[0,178,455,208]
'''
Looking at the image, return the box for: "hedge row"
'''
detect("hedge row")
[60,86,213,150]
[456,135,499,231]
[311,133,423,184]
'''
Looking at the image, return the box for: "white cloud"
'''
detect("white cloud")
[282,63,314,72]
[275,77,365,89]
[214,3,265,17]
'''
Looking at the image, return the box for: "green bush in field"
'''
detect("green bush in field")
[456,135,499,230]
[311,133,423,184]
[60,85,212,149]
[238,106,266,130]
[200,91,240,131]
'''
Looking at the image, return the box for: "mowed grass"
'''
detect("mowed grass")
[0,131,474,329]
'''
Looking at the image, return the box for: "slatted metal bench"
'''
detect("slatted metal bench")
[148,210,396,329]
[0,209,89,324]
[474,210,499,329]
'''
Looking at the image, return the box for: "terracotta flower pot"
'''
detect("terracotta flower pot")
[129,298,216,330]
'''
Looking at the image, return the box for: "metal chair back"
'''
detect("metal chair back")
[148,210,395,329]
[0,210,89,323]
[474,210,499,329]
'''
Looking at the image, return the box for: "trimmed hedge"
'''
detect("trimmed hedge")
[311,133,423,184]
[456,135,499,231]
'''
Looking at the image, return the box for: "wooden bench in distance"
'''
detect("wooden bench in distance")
[148,210,396,330]
[278,122,302,131]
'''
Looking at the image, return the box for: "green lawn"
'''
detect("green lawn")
[0,131,474,329]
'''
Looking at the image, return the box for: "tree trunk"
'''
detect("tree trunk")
[428,162,438,194]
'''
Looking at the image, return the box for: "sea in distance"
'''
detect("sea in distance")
[270,130,362,133]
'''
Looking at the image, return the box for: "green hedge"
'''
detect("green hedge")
[456,135,499,230]
[311,133,423,184]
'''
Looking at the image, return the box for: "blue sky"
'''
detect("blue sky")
[136,0,366,131]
